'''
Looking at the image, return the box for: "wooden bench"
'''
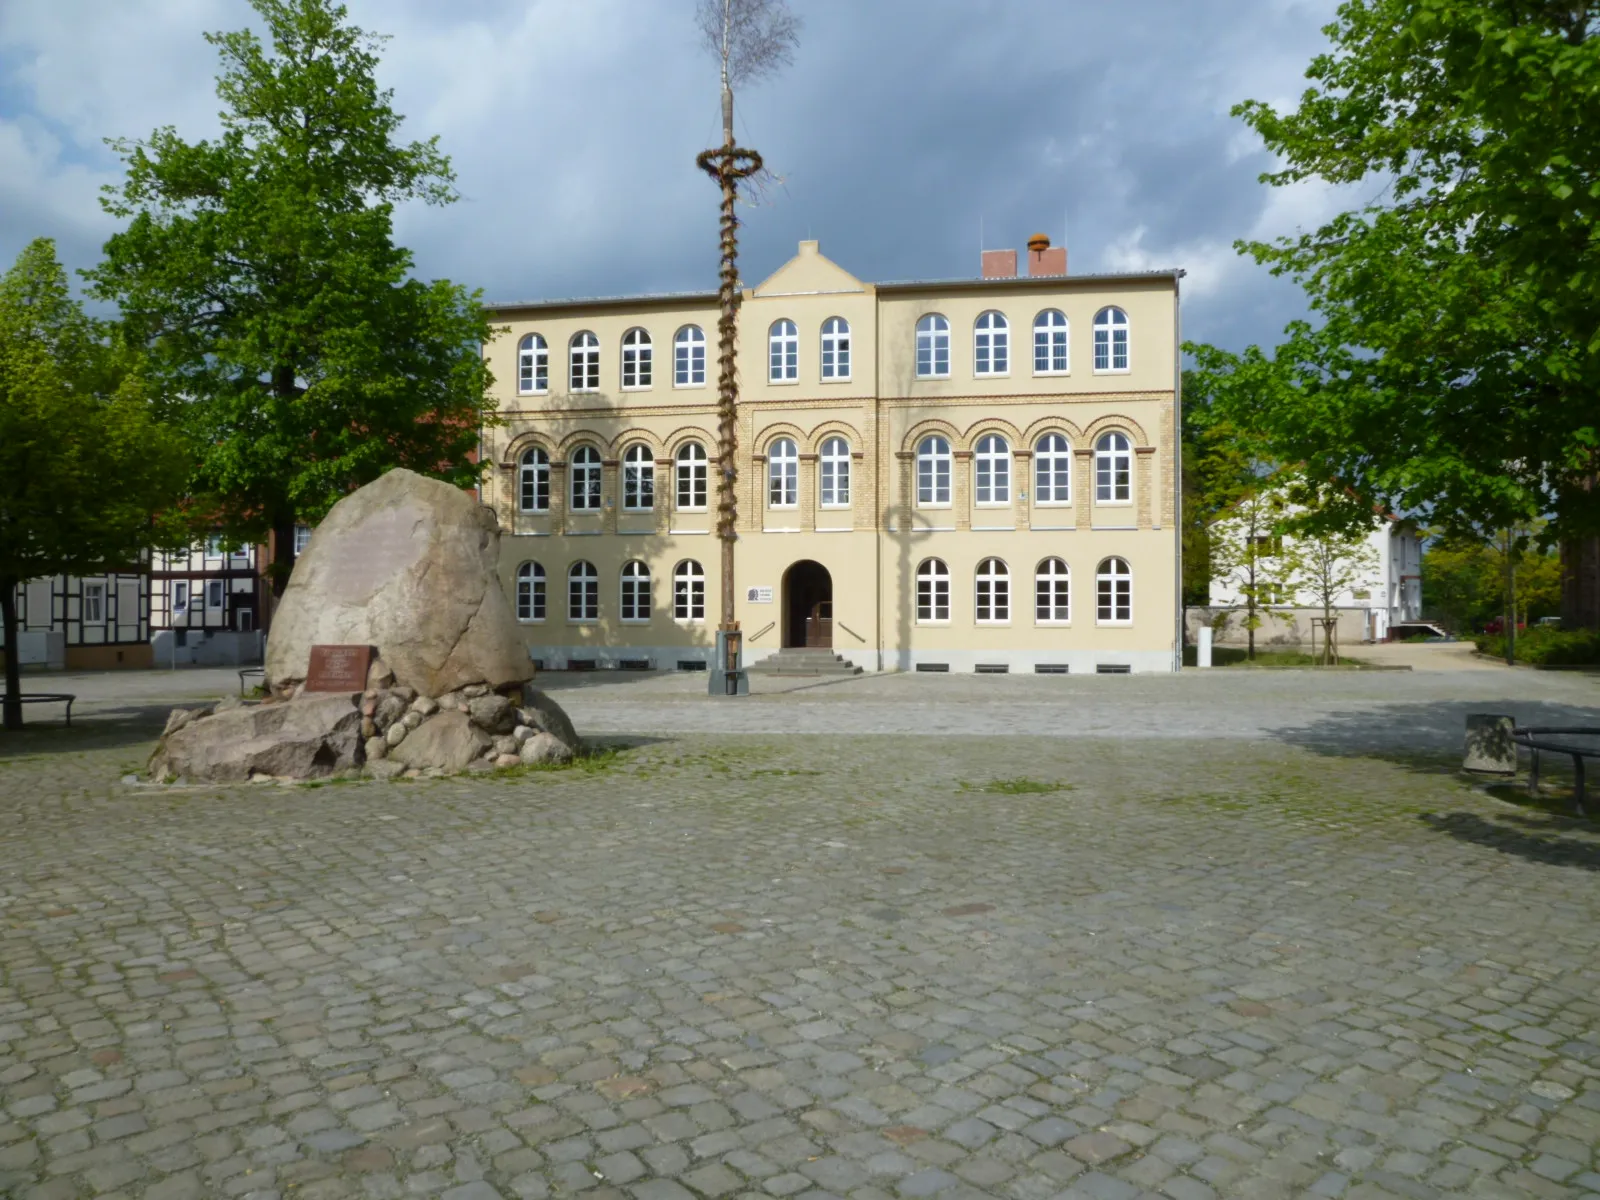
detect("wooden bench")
[1,693,76,726]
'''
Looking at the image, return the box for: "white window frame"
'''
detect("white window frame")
[293,524,312,554]
[83,582,106,624]
[570,331,600,392]
[206,579,225,609]
[172,580,189,615]
[820,437,851,508]
[975,558,1010,624]
[1033,309,1069,375]
[975,434,1011,505]
[916,436,952,507]
[1034,434,1072,505]
[518,332,549,394]
[620,560,652,623]
[570,445,602,511]
[1097,557,1133,624]
[622,443,654,512]
[676,442,708,510]
[769,319,798,383]
[519,447,550,513]
[1093,307,1130,373]
[768,438,799,508]
[916,558,951,623]
[568,561,599,622]
[204,536,223,560]
[915,314,950,379]
[974,311,1009,377]
[1035,558,1070,624]
[621,327,652,390]
[674,560,706,621]
[821,317,851,381]
[516,562,546,622]
[1095,432,1132,504]
[674,325,706,387]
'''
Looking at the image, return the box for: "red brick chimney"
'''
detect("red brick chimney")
[1027,232,1066,276]
[981,248,1017,279]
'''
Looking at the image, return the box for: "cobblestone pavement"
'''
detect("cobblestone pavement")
[2,676,1600,1199]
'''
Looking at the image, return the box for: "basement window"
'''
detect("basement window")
[677,659,708,672]
[1034,663,1070,675]
[975,663,1009,674]
[1095,663,1131,675]
[915,662,950,673]
[567,659,597,671]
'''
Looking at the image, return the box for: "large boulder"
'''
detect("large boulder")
[150,693,363,782]
[265,468,534,697]
[388,711,492,773]
[519,688,582,751]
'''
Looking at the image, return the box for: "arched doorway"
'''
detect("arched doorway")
[783,560,833,648]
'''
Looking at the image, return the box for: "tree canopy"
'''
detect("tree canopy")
[1,239,188,729]
[88,0,496,590]
[1226,0,1600,546]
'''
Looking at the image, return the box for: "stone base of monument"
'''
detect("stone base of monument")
[149,668,581,784]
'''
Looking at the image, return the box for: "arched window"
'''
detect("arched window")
[1035,558,1070,623]
[674,325,706,386]
[568,560,599,621]
[516,562,546,621]
[1034,434,1071,504]
[820,436,851,508]
[570,331,600,391]
[974,311,1009,376]
[620,560,651,622]
[1097,557,1132,623]
[975,434,1010,505]
[1033,310,1068,374]
[676,441,708,509]
[1095,432,1132,502]
[518,447,550,512]
[621,328,652,389]
[917,435,952,505]
[518,333,548,394]
[916,558,950,622]
[768,437,798,507]
[622,443,654,511]
[975,558,1010,623]
[769,319,798,382]
[916,314,950,378]
[674,560,705,621]
[1093,307,1129,372]
[821,317,851,380]
[570,445,602,511]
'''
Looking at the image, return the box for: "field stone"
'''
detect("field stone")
[264,468,535,697]
[518,689,581,751]
[519,732,573,766]
[366,657,395,690]
[361,717,376,739]
[494,753,521,769]
[390,711,492,773]
[384,722,408,748]
[468,693,515,735]
[162,707,213,737]
[150,693,362,783]
[365,736,388,761]
[410,696,439,717]
[463,684,489,699]
[402,710,424,730]
[367,760,405,782]
[373,694,407,734]
[512,725,534,745]
[493,735,519,757]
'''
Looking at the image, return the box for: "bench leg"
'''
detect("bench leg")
[1574,755,1587,818]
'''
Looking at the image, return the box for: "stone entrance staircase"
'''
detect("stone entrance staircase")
[747,647,864,677]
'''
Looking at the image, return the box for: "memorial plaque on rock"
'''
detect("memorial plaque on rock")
[305,644,374,693]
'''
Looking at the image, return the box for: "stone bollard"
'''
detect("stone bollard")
[1463,714,1516,774]
[1197,626,1213,669]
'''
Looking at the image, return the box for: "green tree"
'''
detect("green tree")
[88,0,496,594]
[1282,525,1380,664]
[1224,1,1600,573]
[1208,487,1300,660]
[1423,527,1563,636]
[1,239,189,730]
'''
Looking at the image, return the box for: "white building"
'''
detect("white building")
[1201,514,1422,645]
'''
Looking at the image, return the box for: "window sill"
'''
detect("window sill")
[673,381,707,389]
[1094,500,1134,508]
[820,375,853,384]
[915,619,952,626]
[975,620,1012,627]
[916,503,953,511]
[819,505,851,512]
[767,378,799,386]
[974,372,1011,380]
[621,618,652,625]
[517,389,550,398]
[1033,500,1073,508]
[1096,619,1133,627]
[1091,368,1132,376]
[621,508,654,516]
[621,385,653,393]
[674,617,706,625]
[517,618,547,625]
[567,619,599,625]
[668,529,712,535]
[1032,370,1070,378]
[1035,620,1072,627]
[570,388,603,395]
[768,505,799,512]
[915,374,952,382]
[975,502,1012,509]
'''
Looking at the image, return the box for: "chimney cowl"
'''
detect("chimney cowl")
[1027,232,1051,252]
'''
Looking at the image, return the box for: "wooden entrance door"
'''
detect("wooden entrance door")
[804,601,833,648]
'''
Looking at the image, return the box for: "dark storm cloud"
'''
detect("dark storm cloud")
[0,0,1344,352]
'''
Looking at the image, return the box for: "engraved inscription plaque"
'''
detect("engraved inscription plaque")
[305,644,373,693]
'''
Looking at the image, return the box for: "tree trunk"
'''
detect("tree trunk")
[269,513,297,599]
[1,579,22,731]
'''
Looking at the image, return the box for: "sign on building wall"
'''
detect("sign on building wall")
[746,586,774,604]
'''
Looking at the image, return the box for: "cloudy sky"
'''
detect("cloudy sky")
[1,0,1353,354]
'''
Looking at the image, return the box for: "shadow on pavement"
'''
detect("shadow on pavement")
[1267,698,1600,772]
[0,703,171,760]
[1418,810,1600,871]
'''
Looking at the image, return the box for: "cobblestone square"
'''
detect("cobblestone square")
[2,666,1598,1198]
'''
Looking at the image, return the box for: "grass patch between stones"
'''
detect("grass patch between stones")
[959,777,1072,795]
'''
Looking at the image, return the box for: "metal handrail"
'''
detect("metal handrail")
[749,621,776,643]
[1511,725,1600,816]
[836,621,867,643]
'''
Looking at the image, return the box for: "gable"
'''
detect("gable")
[752,240,866,297]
